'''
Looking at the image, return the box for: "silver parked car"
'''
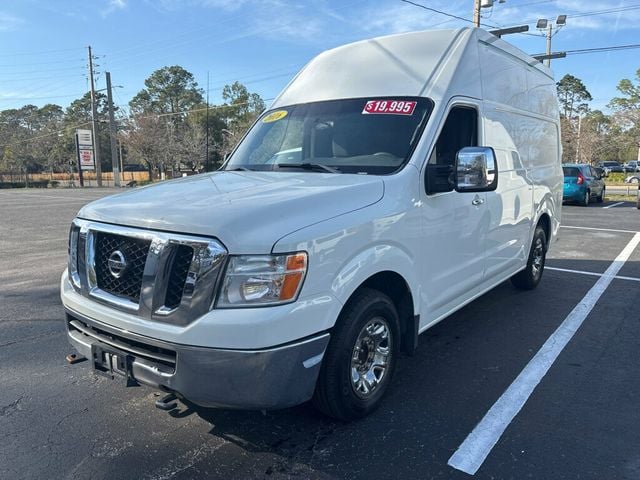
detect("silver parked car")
[625,174,640,184]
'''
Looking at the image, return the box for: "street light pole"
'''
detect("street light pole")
[545,24,553,67]
[537,15,566,67]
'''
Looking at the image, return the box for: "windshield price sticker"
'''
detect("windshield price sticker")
[362,100,417,115]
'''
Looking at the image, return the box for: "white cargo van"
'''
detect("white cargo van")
[61,28,562,420]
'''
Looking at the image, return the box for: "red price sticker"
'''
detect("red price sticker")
[362,100,417,115]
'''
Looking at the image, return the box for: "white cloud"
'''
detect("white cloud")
[102,0,128,17]
[483,0,640,32]
[0,12,24,32]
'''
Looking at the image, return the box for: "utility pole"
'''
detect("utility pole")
[575,115,582,162]
[473,0,481,27]
[88,46,102,186]
[205,71,210,172]
[545,24,552,67]
[106,72,120,187]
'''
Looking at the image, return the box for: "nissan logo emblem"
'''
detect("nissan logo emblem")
[107,250,128,278]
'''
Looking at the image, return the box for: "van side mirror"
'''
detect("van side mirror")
[454,147,498,192]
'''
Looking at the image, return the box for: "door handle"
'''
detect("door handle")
[472,198,485,206]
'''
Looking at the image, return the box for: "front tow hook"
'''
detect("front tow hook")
[154,393,178,411]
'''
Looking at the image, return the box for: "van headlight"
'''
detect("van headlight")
[216,252,307,307]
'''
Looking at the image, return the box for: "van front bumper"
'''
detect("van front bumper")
[65,308,329,410]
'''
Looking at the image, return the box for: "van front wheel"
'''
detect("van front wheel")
[511,226,547,290]
[312,288,400,421]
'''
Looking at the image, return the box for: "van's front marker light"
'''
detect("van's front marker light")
[217,252,307,307]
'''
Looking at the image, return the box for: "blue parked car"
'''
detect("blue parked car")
[562,164,605,206]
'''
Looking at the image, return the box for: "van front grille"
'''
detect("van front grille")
[68,219,227,325]
[95,232,151,302]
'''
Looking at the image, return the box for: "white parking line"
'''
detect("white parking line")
[561,225,639,234]
[546,266,640,283]
[602,202,625,209]
[0,192,105,201]
[448,232,640,475]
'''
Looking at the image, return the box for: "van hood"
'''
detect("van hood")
[78,171,384,253]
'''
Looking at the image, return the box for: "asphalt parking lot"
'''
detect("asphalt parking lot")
[1,188,639,480]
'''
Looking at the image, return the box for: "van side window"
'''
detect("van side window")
[428,106,478,167]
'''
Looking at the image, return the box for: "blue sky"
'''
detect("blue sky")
[1,0,639,114]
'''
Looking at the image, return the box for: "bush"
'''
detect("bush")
[606,173,627,183]
[0,180,52,189]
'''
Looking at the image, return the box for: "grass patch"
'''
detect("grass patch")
[605,194,638,202]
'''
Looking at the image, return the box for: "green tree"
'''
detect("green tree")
[557,74,592,120]
[222,81,265,138]
[129,66,204,115]
[608,68,640,161]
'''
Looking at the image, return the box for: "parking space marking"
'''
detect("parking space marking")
[448,232,640,476]
[602,202,625,209]
[0,192,103,201]
[546,266,640,283]
[561,225,639,234]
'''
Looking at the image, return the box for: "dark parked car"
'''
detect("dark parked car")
[563,164,605,206]
[623,160,640,173]
[597,161,624,175]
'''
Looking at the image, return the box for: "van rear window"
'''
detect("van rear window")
[224,97,433,175]
[563,167,580,177]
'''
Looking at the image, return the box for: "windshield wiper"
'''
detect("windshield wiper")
[276,163,339,173]
[227,166,253,171]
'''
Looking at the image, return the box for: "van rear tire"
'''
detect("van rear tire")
[511,226,547,290]
[312,288,400,421]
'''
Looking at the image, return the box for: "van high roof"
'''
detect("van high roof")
[272,28,554,111]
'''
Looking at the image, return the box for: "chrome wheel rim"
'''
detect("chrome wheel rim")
[531,237,544,278]
[350,317,392,399]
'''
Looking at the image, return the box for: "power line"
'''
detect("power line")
[518,4,640,26]
[570,4,640,19]
[0,47,85,57]
[0,73,88,84]
[399,0,484,26]
[0,65,86,77]
[0,58,86,68]
[104,0,368,69]
[530,43,640,58]
[558,43,640,56]
[0,120,92,150]
[0,92,89,102]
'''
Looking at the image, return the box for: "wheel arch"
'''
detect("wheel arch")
[337,270,418,355]
[536,212,551,250]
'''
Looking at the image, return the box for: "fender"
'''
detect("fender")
[533,189,559,247]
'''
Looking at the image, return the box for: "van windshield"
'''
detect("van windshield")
[224,97,433,175]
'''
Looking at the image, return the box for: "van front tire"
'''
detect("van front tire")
[511,226,547,290]
[312,288,400,421]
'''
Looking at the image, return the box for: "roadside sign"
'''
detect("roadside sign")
[76,129,95,172]
[77,129,93,147]
[79,149,95,171]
